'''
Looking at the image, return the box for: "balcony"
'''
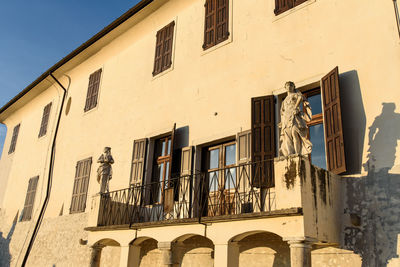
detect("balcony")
[87,156,342,245]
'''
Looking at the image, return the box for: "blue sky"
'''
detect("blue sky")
[0,0,141,156]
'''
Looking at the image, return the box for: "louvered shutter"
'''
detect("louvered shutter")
[22,176,39,221]
[8,124,20,154]
[251,96,275,188]
[70,158,92,213]
[274,0,292,15]
[39,102,52,137]
[130,139,147,185]
[84,69,102,111]
[203,0,216,49]
[180,146,193,176]
[153,30,164,75]
[215,0,229,44]
[321,67,346,174]
[162,22,175,70]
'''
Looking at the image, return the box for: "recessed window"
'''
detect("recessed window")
[70,158,92,213]
[21,176,39,221]
[38,102,52,137]
[8,124,20,154]
[84,69,102,112]
[153,22,175,76]
[274,0,308,16]
[203,0,229,50]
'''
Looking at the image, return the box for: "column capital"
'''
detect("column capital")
[158,241,172,250]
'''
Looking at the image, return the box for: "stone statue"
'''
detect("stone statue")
[97,147,114,193]
[279,81,312,157]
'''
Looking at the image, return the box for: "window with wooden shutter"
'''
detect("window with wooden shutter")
[180,146,193,176]
[152,21,175,76]
[321,67,346,174]
[274,0,307,15]
[8,123,20,154]
[203,0,229,50]
[84,69,102,112]
[251,95,275,188]
[21,176,39,221]
[70,158,92,213]
[38,102,52,137]
[130,138,147,186]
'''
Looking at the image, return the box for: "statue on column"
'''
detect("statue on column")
[97,147,114,193]
[279,81,313,157]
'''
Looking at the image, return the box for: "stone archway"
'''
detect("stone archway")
[90,238,120,267]
[230,231,290,267]
[174,235,214,267]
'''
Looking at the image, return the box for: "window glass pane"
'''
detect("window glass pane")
[158,163,164,183]
[209,171,219,191]
[225,168,236,189]
[167,139,171,155]
[309,124,327,169]
[224,144,236,166]
[166,162,170,181]
[308,93,322,115]
[161,140,166,156]
[209,149,220,169]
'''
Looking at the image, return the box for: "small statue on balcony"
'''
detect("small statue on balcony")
[279,81,312,157]
[97,147,114,193]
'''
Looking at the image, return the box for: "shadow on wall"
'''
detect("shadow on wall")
[0,211,18,267]
[340,70,366,175]
[344,103,400,266]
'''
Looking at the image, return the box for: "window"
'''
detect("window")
[203,0,229,50]
[151,135,173,204]
[8,124,20,154]
[21,176,39,221]
[130,139,147,186]
[70,158,92,213]
[153,21,175,76]
[274,0,308,16]
[38,102,52,137]
[84,69,102,112]
[304,88,326,169]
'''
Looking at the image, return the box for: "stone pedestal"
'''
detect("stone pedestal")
[89,244,104,267]
[158,242,173,267]
[214,242,239,267]
[287,240,313,267]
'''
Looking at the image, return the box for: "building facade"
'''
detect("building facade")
[0,0,400,266]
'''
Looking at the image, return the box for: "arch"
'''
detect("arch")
[130,236,156,246]
[94,238,120,247]
[230,231,290,267]
[174,234,214,267]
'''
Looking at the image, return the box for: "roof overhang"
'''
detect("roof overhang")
[0,0,163,122]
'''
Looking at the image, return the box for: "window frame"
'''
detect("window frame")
[84,69,102,112]
[152,21,176,77]
[8,123,21,154]
[202,0,230,51]
[38,102,52,138]
[70,157,92,214]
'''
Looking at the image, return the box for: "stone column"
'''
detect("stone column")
[158,242,173,267]
[119,245,141,267]
[214,242,239,267]
[172,241,186,267]
[90,244,105,267]
[286,240,313,267]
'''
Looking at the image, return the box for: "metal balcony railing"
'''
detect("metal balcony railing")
[97,160,276,227]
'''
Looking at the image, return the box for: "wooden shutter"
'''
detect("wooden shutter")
[180,146,193,176]
[237,130,251,164]
[70,158,92,213]
[321,67,346,174]
[215,0,229,44]
[84,69,102,112]
[203,0,216,49]
[130,138,147,185]
[153,21,175,76]
[8,123,20,154]
[275,0,308,15]
[251,96,275,188]
[39,102,52,137]
[21,176,39,221]
[164,124,176,213]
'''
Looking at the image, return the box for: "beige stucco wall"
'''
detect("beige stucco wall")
[0,0,399,266]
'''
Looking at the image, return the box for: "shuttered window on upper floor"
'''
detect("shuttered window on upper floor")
[70,158,92,213]
[8,124,20,154]
[274,0,308,16]
[84,69,102,112]
[38,102,52,137]
[203,0,229,50]
[21,176,39,221]
[153,21,175,76]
